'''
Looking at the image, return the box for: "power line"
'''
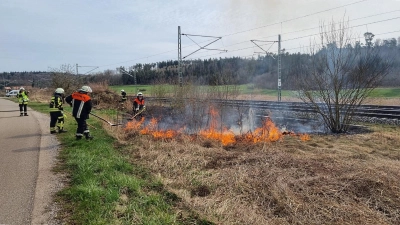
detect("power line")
[95,0,369,69]
[192,17,400,58]
[221,0,369,37]
[206,10,400,51]
[187,29,400,60]
[259,9,400,41]
[282,16,400,42]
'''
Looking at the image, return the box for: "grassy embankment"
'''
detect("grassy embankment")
[28,101,213,225]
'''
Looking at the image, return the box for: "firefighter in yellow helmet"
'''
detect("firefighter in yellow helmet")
[17,87,29,116]
[50,88,67,134]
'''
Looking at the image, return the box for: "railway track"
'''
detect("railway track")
[147,97,400,120]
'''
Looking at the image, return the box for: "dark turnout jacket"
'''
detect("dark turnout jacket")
[65,92,92,119]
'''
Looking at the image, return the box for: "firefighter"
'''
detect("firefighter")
[17,87,29,116]
[65,86,93,140]
[50,88,67,134]
[120,89,127,102]
[133,92,145,117]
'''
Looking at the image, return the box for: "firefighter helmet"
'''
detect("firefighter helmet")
[80,86,92,93]
[55,88,65,94]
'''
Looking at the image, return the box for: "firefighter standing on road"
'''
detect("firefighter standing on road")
[65,86,93,140]
[50,88,67,134]
[133,92,145,118]
[17,87,29,116]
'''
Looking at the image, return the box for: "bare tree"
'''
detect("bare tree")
[295,19,392,133]
[49,64,80,94]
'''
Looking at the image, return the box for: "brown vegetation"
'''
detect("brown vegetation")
[105,123,400,225]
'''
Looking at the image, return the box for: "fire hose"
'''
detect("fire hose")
[89,112,123,126]
[128,107,146,120]
[64,111,123,128]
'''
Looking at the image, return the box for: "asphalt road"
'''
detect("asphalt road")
[0,98,61,225]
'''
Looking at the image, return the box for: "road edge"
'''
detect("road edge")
[30,109,64,225]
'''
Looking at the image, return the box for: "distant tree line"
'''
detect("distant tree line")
[2,35,399,90]
[116,35,400,88]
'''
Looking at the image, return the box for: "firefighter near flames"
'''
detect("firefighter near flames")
[131,92,146,120]
[65,86,94,140]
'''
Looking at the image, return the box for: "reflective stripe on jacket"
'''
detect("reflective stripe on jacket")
[49,94,63,112]
[65,92,92,119]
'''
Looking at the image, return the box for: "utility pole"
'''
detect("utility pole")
[178,26,182,87]
[118,67,136,85]
[250,34,282,102]
[278,34,281,102]
[128,66,137,85]
[76,63,78,75]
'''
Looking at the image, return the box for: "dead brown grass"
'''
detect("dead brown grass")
[108,123,400,225]
[27,88,54,103]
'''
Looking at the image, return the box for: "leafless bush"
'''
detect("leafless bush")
[48,64,81,95]
[295,19,392,133]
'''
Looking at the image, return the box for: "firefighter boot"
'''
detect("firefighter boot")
[84,132,93,140]
[76,134,83,140]
[58,126,68,133]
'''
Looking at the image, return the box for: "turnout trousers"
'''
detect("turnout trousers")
[74,117,92,139]
[19,104,27,116]
[50,111,65,133]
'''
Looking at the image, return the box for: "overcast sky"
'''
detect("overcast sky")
[1,0,399,73]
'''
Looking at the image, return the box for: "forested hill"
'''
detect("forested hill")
[2,37,399,89]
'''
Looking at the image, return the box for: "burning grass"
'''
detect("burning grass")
[123,106,310,146]
[110,122,400,225]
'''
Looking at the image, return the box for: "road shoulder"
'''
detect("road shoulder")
[30,109,64,225]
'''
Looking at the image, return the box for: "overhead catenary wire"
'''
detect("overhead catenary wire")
[122,13,400,66]
[187,29,400,60]
[185,16,400,60]
[220,0,369,37]
[94,0,370,69]
[282,16,400,43]
[217,9,400,50]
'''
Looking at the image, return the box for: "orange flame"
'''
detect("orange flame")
[299,134,311,141]
[124,117,145,131]
[243,118,283,143]
[124,107,310,145]
[199,107,236,146]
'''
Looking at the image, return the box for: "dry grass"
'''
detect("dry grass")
[108,124,400,225]
[27,88,54,103]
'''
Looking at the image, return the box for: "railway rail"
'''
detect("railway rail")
[146,97,400,120]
